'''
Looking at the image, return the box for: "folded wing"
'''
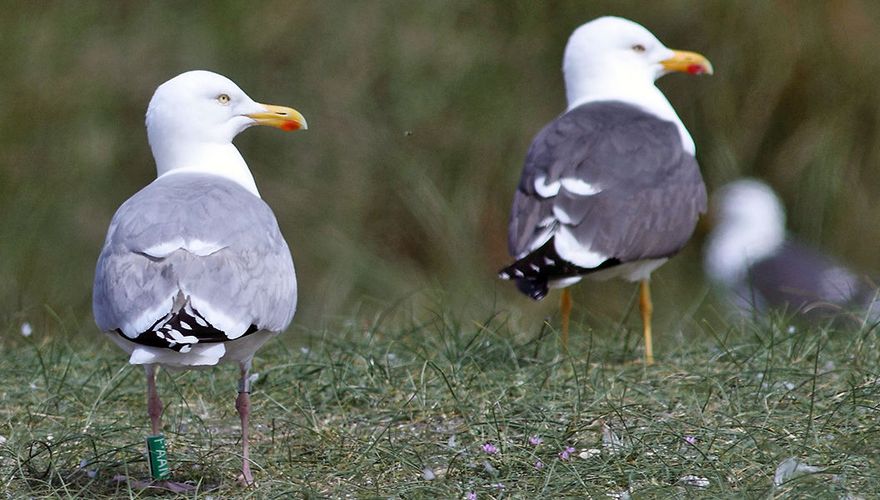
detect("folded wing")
[503,101,706,296]
[93,173,297,352]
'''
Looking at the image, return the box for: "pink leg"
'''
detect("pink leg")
[125,366,196,491]
[236,360,254,485]
[146,365,163,435]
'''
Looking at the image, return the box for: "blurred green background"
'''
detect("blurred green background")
[2,1,880,336]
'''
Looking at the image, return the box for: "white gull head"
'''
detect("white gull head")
[145,70,307,197]
[704,179,787,286]
[562,17,712,155]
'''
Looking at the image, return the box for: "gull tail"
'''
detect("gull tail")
[498,238,619,301]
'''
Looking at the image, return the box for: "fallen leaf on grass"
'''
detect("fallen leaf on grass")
[602,423,625,454]
[606,488,631,499]
[774,457,824,486]
[578,448,601,459]
[678,475,710,488]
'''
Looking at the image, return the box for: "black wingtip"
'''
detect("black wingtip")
[515,278,548,301]
[498,263,527,280]
[500,262,548,300]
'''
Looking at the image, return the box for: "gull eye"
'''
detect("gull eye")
[632,44,647,53]
[217,94,231,105]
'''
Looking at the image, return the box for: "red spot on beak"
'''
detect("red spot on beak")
[687,64,706,75]
[280,121,301,131]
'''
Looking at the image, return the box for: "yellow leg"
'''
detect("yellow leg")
[560,288,572,348]
[639,280,654,365]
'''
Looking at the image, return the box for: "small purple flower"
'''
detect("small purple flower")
[481,442,499,455]
[534,460,544,470]
[529,435,543,446]
[559,446,576,460]
[684,435,697,446]
[465,492,477,500]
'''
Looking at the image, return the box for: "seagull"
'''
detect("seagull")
[498,17,712,364]
[704,178,878,319]
[92,70,306,485]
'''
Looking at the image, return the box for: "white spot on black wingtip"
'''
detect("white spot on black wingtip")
[122,296,255,352]
[498,271,510,280]
[544,257,555,265]
[529,264,540,271]
[514,269,525,278]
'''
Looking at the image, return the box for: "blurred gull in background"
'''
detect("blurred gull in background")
[704,178,878,320]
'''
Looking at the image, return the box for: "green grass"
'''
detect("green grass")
[3,301,879,498]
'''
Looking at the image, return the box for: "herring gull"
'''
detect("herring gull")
[93,70,306,485]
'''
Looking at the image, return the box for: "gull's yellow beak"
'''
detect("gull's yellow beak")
[661,50,714,76]
[247,104,308,131]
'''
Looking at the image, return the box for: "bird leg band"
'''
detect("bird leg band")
[238,360,253,394]
[146,435,171,480]
[238,376,251,394]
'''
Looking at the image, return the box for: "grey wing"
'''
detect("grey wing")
[749,241,860,312]
[93,175,296,348]
[507,102,706,268]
